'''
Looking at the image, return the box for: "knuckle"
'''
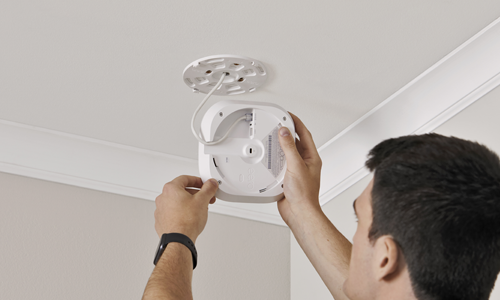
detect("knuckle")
[175,175,187,182]
[162,182,172,192]
[312,158,322,171]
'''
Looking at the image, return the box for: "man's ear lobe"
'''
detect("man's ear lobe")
[374,236,400,281]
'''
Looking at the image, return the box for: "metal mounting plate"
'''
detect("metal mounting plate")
[183,54,268,96]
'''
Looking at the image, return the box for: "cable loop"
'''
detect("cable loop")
[191,74,248,146]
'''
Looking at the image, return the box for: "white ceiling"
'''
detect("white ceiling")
[1,1,500,160]
[434,84,500,152]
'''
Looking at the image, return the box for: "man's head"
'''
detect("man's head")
[344,133,500,300]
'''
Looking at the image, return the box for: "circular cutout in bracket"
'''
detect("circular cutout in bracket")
[183,54,268,96]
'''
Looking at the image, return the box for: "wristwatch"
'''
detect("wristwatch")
[153,233,198,269]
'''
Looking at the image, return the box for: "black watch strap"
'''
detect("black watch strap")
[154,233,198,269]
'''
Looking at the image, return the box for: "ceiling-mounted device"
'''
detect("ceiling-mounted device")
[184,55,296,203]
[199,99,295,203]
[183,54,268,96]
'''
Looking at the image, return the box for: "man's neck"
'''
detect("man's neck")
[376,266,418,300]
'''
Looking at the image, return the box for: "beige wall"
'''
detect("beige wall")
[0,172,290,300]
[291,85,500,299]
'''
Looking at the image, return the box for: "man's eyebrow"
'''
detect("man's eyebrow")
[353,198,358,216]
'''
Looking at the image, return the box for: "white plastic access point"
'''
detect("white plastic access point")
[198,100,295,203]
[185,54,294,203]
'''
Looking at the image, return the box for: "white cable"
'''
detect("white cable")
[191,73,249,146]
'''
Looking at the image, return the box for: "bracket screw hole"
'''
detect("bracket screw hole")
[218,180,222,185]
[234,63,240,66]
[205,70,212,74]
[283,116,287,121]
[281,184,283,188]
[219,112,223,117]
[238,77,245,82]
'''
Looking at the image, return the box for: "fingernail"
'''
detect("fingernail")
[210,179,219,187]
[280,127,290,137]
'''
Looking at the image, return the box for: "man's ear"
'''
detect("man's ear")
[373,236,401,281]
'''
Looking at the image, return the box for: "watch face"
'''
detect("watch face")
[153,237,165,265]
[156,238,163,251]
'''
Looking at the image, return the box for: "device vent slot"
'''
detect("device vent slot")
[256,65,266,75]
[212,63,226,69]
[213,157,218,168]
[243,69,256,76]
[227,90,245,95]
[268,135,272,169]
[259,188,267,193]
[203,58,224,64]
[184,78,195,87]
[195,77,209,84]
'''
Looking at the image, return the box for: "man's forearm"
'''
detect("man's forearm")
[142,243,194,300]
[290,205,352,300]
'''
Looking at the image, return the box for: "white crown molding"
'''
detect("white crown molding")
[0,119,286,226]
[318,16,500,206]
[1,16,499,226]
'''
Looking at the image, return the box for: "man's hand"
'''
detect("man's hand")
[277,112,352,300]
[277,112,323,229]
[154,175,219,243]
[143,175,218,300]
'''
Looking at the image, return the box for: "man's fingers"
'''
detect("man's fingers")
[288,112,320,161]
[279,126,306,173]
[185,188,199,196]
[185,188,216,204]
[296,137,305,156]
[168,175,203,191]
[195,178,219,202]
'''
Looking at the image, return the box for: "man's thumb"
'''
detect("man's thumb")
[197,178,219,201]
[278,127,302,171]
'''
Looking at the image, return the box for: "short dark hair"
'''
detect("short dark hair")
[365,133,500,300]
